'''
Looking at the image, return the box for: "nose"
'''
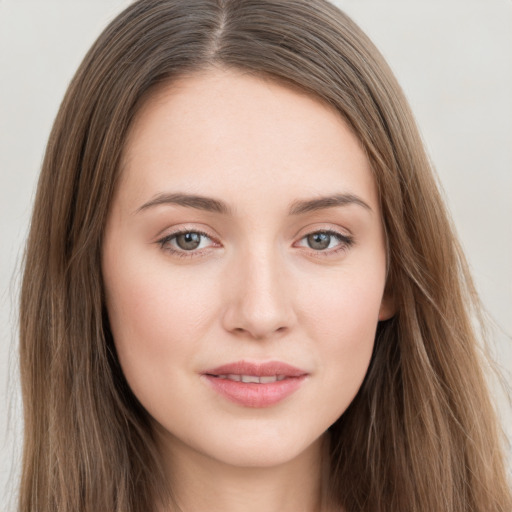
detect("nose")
[221,247,296,340]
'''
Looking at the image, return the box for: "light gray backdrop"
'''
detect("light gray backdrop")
[1,0,511,509]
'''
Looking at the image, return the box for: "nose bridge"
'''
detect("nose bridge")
[222,240,295,339]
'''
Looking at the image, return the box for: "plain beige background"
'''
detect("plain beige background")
[1,0,511,508]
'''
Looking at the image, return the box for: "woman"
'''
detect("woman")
[18,0,511,511]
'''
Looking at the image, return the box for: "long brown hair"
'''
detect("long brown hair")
[19,1,511,511]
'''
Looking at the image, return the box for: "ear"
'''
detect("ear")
[378,291,396,321]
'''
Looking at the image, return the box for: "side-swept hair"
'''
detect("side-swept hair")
[19,1,511,511]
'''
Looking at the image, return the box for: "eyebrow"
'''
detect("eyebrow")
[288,193,372,215]
[136,192,372,215]
[136,192,233,215]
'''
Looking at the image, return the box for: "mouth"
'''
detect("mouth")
[207,374,289,383]
[202,360,308,408]
[204,360,308,378]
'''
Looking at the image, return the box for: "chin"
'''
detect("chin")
[191,427,325,469]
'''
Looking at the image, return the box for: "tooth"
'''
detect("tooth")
[217,374,227,379]
[227,374,242,382]
[260,376,278,383]
[277,375,286,381]
[241,375,260,383]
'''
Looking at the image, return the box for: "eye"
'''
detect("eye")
[174,232,206,250]
[158,230,217,255]
[295,230,353,253]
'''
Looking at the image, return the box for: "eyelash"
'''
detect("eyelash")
[156,229,354,259]
[294,230,354,257]
[157,229,218,259]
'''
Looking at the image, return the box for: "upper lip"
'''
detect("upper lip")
[204,360,308,377]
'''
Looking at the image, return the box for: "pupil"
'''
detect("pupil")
[307,232,330,250]
[177,232,201,250]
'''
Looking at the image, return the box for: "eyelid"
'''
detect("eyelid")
[293,227,354,256]
[156,226,221,258]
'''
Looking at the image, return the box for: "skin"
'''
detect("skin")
[102,68,394,512]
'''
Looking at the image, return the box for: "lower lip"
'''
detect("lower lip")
[203,375,307,408]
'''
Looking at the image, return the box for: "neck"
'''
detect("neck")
[156,433,332,512]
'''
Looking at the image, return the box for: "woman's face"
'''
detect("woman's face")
[102,69,393,469]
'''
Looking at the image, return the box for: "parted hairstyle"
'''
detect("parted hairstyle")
[18,1,511,511]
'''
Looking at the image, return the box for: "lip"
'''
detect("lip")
[201,360,308,408]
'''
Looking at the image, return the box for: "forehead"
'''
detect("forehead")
[118,68,378,214]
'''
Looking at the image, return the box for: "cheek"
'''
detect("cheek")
[303,264,384,345]
[106,247,216,334]
[102,246,220,397]
[299,265,385,412]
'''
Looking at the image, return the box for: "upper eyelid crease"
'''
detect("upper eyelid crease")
[135,192,372,216]
[158,229,215,244]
